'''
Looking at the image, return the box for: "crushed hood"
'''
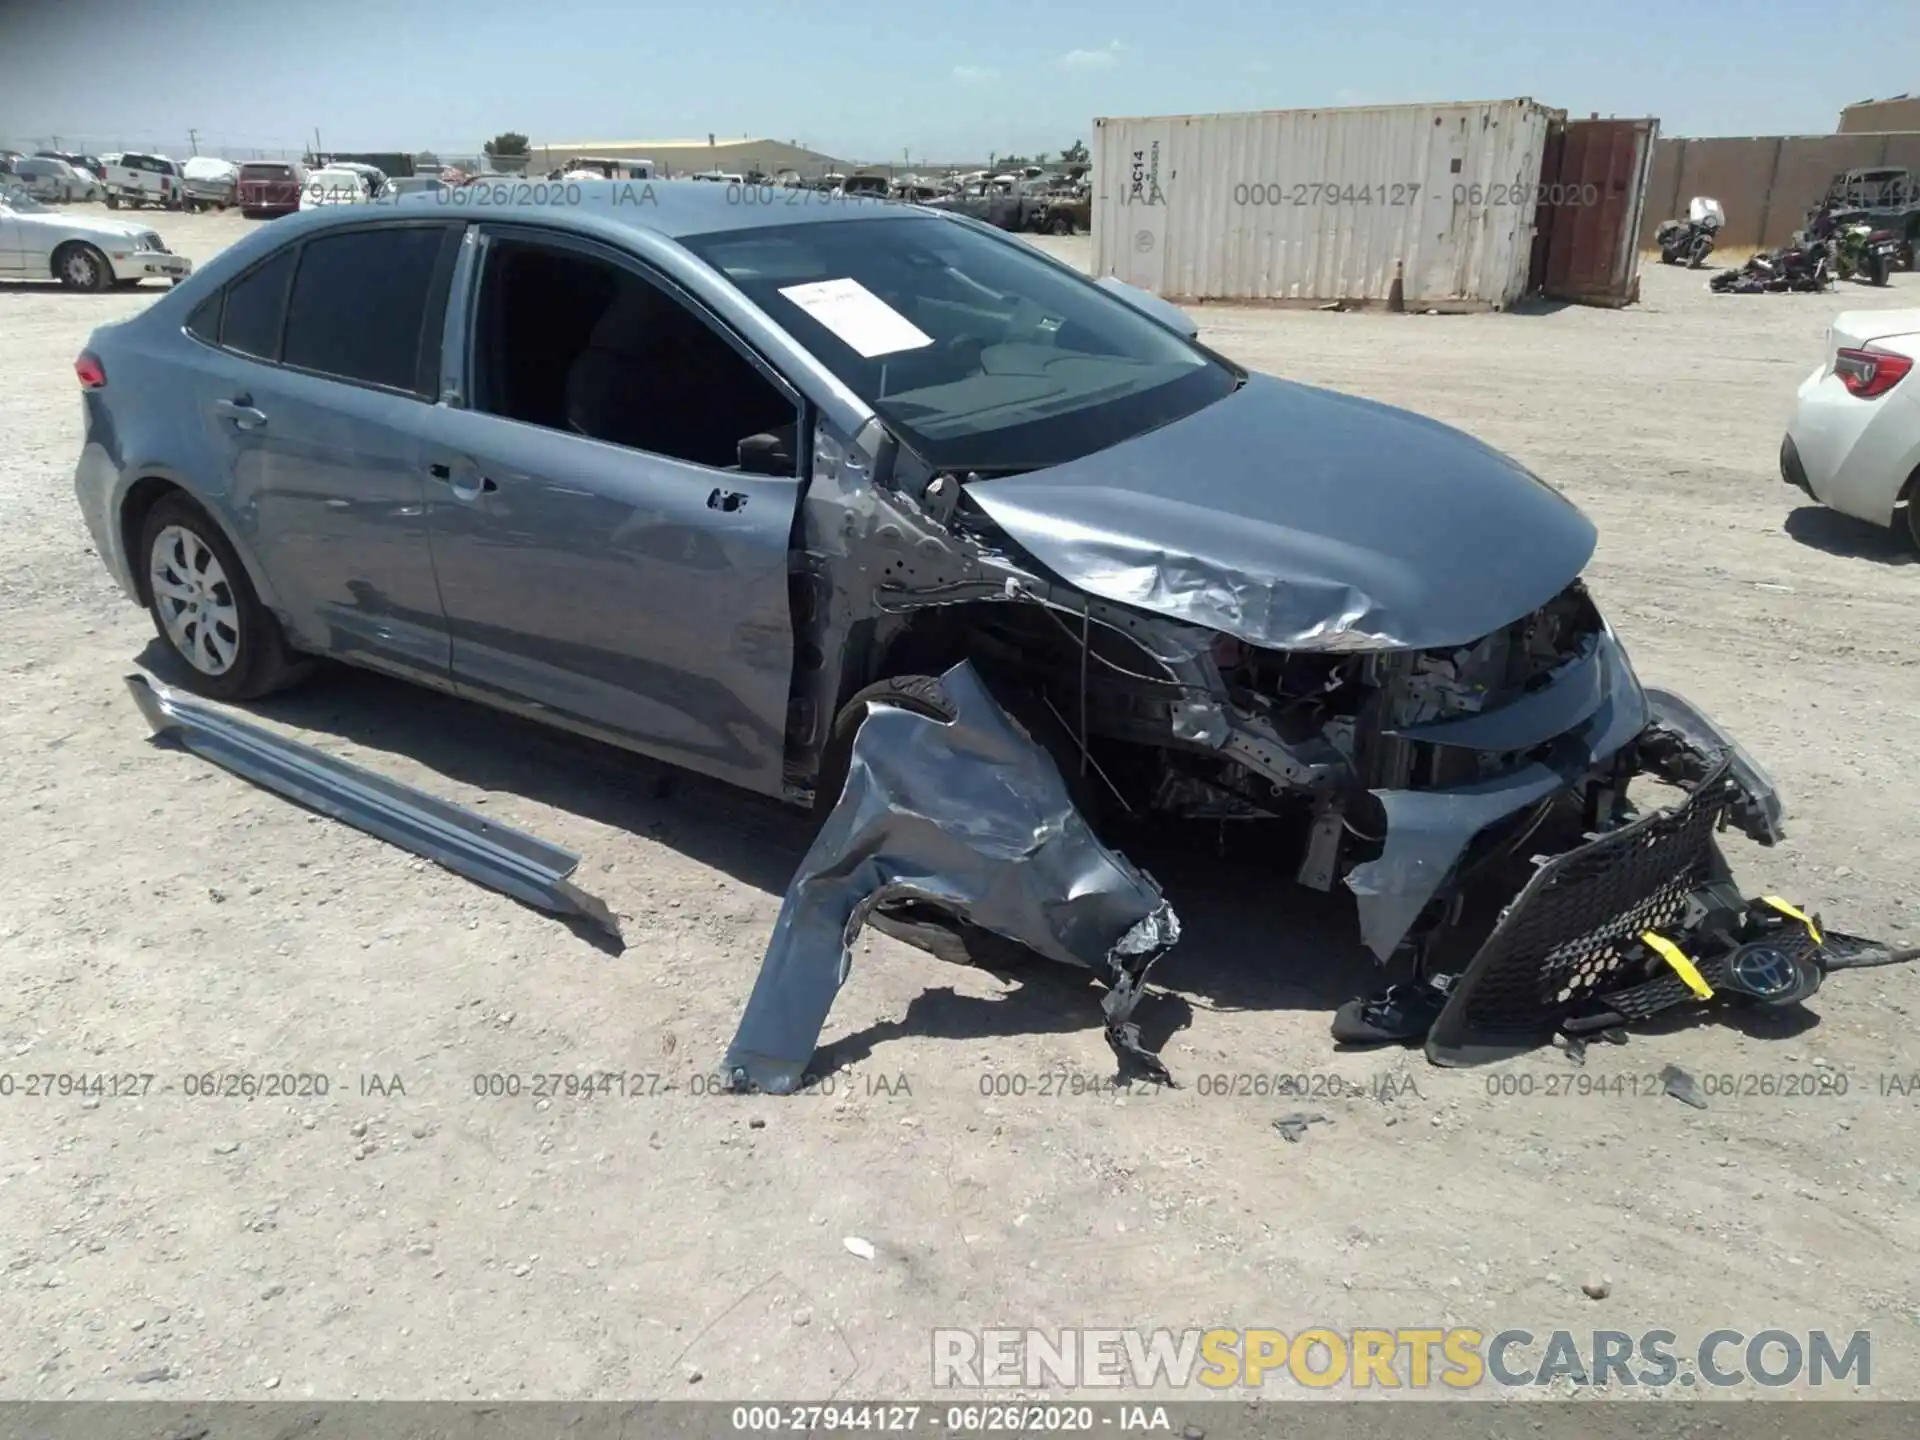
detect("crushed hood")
[962,372,1597,652]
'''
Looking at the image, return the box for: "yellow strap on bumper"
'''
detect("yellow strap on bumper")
[1642,930,1715,1000]
[1760,895,1823,945]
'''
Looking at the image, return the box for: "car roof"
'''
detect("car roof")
[357,177,929,240]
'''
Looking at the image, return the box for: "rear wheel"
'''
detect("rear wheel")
[137,494,311,701]
[1869,251,1892,286]
[104,193,120,210]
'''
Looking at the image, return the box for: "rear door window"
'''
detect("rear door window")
[218,247,296,360]
[280,225,458,395]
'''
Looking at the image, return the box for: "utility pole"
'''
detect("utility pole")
[187,128,199,155]
[313,127,323,163]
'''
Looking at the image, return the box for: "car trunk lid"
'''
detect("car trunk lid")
[1828,309,1920,360]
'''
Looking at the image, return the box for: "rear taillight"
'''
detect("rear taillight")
[1835,346,1912,399]
[75,352,106,389]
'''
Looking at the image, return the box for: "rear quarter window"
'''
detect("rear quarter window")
[218,247,297,360]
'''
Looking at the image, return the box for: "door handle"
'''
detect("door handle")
[213,397,267,430]
[448,475,497,501]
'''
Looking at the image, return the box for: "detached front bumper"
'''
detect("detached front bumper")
[1392,687,1786,1065]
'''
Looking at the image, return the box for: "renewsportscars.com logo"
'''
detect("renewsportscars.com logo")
[931,1327,1872,1392]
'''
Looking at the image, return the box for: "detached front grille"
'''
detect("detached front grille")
[1425,758,1736,1065]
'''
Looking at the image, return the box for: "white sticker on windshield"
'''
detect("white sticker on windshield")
[776,277,934,358]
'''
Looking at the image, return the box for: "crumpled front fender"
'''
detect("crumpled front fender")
[723,661,1180,1094]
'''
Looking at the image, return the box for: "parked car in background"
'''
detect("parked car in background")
[34,150,107,181]
[1033,191,1091,234]
[11,156,105,203]
[563,156,655,180]
[320,161,389,198]
[924,177,1029,230]
[837,174,891,198]
[180,156,240,212]
[0,182,191,289]
[102,152,186,210]
[381,175,446,198]
[300,168,376,209]
[1782,308,1920,553]
[237,161,308,218]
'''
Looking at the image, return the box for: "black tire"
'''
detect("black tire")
[136,493,311,701]
[1905,488,1920,559]
[1869,252,1892,287]
[105,193,120,210]
[812,674,958,818]
[1049,213,1072,235]
[53,241,111,292]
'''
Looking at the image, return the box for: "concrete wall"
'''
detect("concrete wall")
[1641,132,1920,249]
[1841,99,1920,135]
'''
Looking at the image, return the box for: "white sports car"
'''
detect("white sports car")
[0,184,193,290]
[1782,308,1920,552]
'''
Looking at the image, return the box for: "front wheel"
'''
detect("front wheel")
[137,495,311,701]
[813,675,958,819]
[54,241,111,292]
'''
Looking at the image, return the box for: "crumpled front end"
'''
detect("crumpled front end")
[738,397,1841,1081]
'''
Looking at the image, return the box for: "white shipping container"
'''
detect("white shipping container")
[1092,100,1560,308]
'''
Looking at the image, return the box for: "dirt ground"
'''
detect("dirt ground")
[3,207,1918,1403]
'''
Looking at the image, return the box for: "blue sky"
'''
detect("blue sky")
[2,0,1914,162]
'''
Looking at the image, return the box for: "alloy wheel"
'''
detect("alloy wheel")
[63,249,99,288]
[148,524,241,675]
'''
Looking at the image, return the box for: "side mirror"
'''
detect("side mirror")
[1095,275,1199,340]
[737,432,793,476]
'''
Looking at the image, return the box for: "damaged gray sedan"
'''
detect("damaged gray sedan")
[75,183,1875,1092]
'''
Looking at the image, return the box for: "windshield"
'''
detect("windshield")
[0,184,50,213]
[680,215,1237,471]
[241,164,294,181]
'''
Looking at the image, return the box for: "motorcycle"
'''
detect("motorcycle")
[1656,196,1726,268]
[1835,220,1900,286]
[1710,230,1835,294]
